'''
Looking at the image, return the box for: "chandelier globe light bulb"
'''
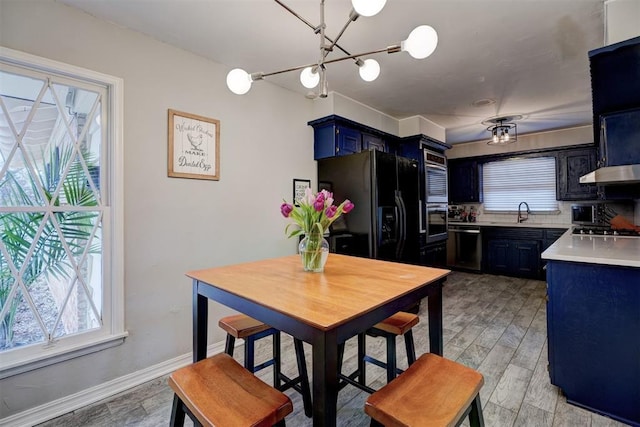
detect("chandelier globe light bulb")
[358,59,381,82]
[402,25,438,59]
[351,0,386,17]
[226,68,252,95]
[300,67,320,88]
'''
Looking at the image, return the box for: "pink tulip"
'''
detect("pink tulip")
[313,193,325,212]
[304,187,315,205]
[343,200,354,213]
[280,203,293,218]
[325,205,338,218]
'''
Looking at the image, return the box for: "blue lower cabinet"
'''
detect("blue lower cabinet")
[485,238,540,279]
[546,260,640,426]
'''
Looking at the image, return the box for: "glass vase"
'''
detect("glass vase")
[298,231,329,272]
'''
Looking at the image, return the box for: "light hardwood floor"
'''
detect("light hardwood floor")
[37,271,629,426]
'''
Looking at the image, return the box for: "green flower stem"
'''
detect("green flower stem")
[300,231,326,272]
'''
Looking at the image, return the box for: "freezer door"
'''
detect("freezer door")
[396,156,421,263]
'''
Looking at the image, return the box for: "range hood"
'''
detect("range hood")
[580,164,640,184]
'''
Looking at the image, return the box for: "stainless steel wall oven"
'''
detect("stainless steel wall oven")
[423,149,448,203]
[425,203,448,243]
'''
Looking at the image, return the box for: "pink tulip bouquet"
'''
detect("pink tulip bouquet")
[280,188,354,237]
[280,188,354,271]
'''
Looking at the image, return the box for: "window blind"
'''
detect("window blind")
[482,157,558,212]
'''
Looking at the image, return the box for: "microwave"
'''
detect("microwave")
[571,204,608,226]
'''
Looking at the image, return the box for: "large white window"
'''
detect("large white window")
[0,48,124,377]
[482,156,558,212]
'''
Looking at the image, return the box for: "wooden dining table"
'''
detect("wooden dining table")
[186,254,450,427]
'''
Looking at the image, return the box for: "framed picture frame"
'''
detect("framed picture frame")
[293,179,311,204]
[318,181,333,193]
[168,109,220,180]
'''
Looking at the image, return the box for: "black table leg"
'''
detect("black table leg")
[427,280,444,355]
[193,280,208,363]
[312,331,339,427]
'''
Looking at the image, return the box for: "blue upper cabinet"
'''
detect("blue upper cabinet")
[589,36,640,146]
[337,126,362,156]
[599,108,640,167]
[361,132,386,152]
[308,115,393,160]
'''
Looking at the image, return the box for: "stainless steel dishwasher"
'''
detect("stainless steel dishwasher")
[447,224,482,271]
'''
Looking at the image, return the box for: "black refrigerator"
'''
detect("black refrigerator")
[318,150,420,264]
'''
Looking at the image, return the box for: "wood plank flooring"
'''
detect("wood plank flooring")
[37,271,630,426]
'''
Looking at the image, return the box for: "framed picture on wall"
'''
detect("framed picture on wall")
[293,179,311,205]
[318,181,333,193]
[168,109,220,180]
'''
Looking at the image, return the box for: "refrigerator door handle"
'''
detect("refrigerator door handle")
[395,192,406,260]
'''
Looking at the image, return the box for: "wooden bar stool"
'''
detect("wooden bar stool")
[365,353,485,427]
[168,353,293,426]
[219,314,313,417]
[339,311,419,393]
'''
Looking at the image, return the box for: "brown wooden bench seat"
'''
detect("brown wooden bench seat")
[365,353,485,427]
[168,353,293,427]
[339,311,420,393]
[219,314,313,417]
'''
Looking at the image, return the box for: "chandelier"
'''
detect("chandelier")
[226,0,438,96]
[482,115,522,145]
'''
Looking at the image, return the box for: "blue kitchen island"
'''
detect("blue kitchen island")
[542,230,640,426]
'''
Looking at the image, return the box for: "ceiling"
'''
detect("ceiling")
[56,0,606,144]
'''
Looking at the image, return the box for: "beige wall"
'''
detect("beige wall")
[605,0,640,44]
[0,0,316,419]
[447,125,593,159]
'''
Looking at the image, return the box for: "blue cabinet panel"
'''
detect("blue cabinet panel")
[337,126,361,156]
[600,108,640,167]
[362,132,387,152]
[547,260,640,426]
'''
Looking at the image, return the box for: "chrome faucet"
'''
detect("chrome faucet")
[518,202,531,223]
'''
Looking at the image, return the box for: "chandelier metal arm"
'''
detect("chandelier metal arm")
[274,0,360,64]
[325,15,356,58]
[256,45,400,79]
[225,1,438,96]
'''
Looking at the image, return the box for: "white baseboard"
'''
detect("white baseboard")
[0,342,226,427]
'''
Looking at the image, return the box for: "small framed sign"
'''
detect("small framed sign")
[168,109,220,180]
[293,179,311,204]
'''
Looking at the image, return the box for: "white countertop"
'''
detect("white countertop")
[541,229,640,268]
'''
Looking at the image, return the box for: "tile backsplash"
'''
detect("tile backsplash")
[454,201,636,225]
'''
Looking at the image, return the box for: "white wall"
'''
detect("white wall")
[447,125,593,159]
[311,92,447,141]
[605,0,640,44]
[0,0,317,420]
[398,116,447,142]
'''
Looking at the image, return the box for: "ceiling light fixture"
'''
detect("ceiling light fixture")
[482,115,522,145]
[226,0,438,97]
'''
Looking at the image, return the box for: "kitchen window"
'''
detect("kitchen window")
[482,156,558,212]
[0,48,125,378]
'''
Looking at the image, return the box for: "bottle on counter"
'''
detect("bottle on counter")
[469,207,477,222]
[460,206,468,222]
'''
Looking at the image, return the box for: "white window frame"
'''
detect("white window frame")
[0,47,126,379]
[482,156,559,213]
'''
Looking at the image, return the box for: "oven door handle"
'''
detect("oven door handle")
[449,229,481,234]
[425,163,447,172]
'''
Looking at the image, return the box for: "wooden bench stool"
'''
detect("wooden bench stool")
[168,353,293,426]
[339,312,419,393]
[219,314,313,417]
[365,353,485,427]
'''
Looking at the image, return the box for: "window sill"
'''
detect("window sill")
[0,331,129,380]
